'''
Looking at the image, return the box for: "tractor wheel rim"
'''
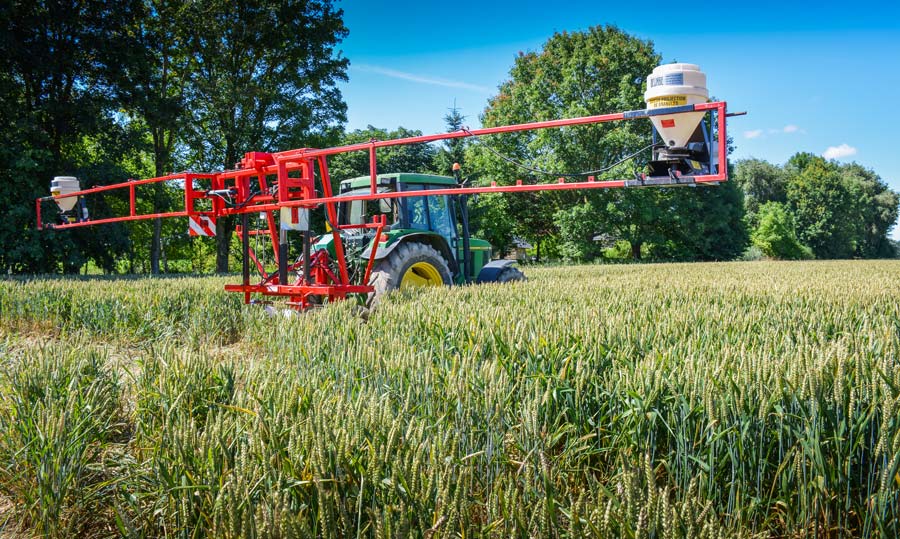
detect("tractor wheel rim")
[401,262,443,287]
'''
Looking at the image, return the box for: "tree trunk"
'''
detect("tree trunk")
[150,149,167,275]
[216,139,239,273]
[151,217,162,274]
[215,217,234,273]
[631,240,643,260]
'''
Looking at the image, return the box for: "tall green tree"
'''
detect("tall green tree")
[787,159,858,258]
[0,0,143,273]
[840,163,899,258]
[783,154,900,259]
[467,26,746,261]
[433,103,467,176]
[467,26,659,260]
[734,158,787,218]
[115,0,194,274]
[184,0,349,272]
[737,154,898,260]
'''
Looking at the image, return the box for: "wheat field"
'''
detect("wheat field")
[1,261,898,538]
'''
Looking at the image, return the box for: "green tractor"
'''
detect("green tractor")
[313,172,525,305]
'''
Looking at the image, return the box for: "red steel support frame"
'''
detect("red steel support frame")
[36,102,729,309]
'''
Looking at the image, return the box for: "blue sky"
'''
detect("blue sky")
[337,0,900,239]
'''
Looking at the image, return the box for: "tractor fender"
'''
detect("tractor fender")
[363,233,458,274]
[476,260,517,283]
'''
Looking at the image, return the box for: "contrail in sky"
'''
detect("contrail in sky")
[353,64,492,94]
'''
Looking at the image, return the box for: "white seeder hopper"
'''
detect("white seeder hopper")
[50,176,88,222]
[644,63,715,178]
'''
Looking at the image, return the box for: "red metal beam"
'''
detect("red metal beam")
[44,211,189,230]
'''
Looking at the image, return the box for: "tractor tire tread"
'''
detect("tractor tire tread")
[494,265,527,283]
[367,242,452,308]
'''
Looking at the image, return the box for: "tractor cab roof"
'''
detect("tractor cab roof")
[340,173,457,191]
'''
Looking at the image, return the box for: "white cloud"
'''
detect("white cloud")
[352,64,491,93]
[744,129,763,139]
[822,144,857,160]
[766,125,804,135]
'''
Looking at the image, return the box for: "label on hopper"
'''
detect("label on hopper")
[648,95,688,108]
[650,73,685,87]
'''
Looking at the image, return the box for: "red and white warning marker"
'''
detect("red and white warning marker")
[188,215,216,236]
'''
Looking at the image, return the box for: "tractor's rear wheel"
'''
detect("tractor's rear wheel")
[494,265,526,283]
[368,242,452,307]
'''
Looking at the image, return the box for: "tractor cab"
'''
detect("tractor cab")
[336,173,458,250]
[315,173,523,297]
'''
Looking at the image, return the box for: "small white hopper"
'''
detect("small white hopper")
[50,176,81,212]
[644,63,709,148]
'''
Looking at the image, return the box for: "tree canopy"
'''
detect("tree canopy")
[466,26,748,262]
[735,154,898,259]
[0,0,349,274]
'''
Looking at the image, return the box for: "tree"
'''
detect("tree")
[786,159,858,258]
[184,0,349,272]
[734,158,787,218]
[468,26,746,262]
[467,26,659,260]
[839,163,899,258]
[114,0,194,274]
[735,154,898,260]
[0,0,143,273]
[433,103,467,176]
[554,200,603,261]
[468,194,516,257]
[328,126,437,182]
[751,202,813,260]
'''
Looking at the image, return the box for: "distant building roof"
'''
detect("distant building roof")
[513,237,532,249]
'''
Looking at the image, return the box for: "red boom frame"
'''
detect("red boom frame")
[36,101,728,309]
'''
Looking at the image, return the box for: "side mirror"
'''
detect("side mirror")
[379,199,392,213]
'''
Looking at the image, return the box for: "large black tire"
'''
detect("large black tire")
[494,265,526,283]
[367,242,453,307]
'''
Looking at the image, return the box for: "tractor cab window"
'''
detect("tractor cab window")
[337,188,395,229]
[404,195,429,231]
[427,188,455,241]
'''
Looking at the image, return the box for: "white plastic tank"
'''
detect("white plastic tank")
[50,176,80,212]
[644,63,709,148]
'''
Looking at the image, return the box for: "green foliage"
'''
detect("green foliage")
[750,202,813,259]
[468,26,747,262]
[0,0,349,275]
[468,194,517,257]
[181,0,348,272]
[734,158,787,218]
[671,180,750,261]
[554,200,603,261]
[467,26,659,260]
[0,0,145,274]
[433,104,468,176]
[841,163,900,258]
[328,126,437,183]
[3,262,900,536]
[183,0,348,170]
[736,155,899,260]
[787,159,859,258]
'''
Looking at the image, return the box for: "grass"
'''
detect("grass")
[1,261,898,537]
